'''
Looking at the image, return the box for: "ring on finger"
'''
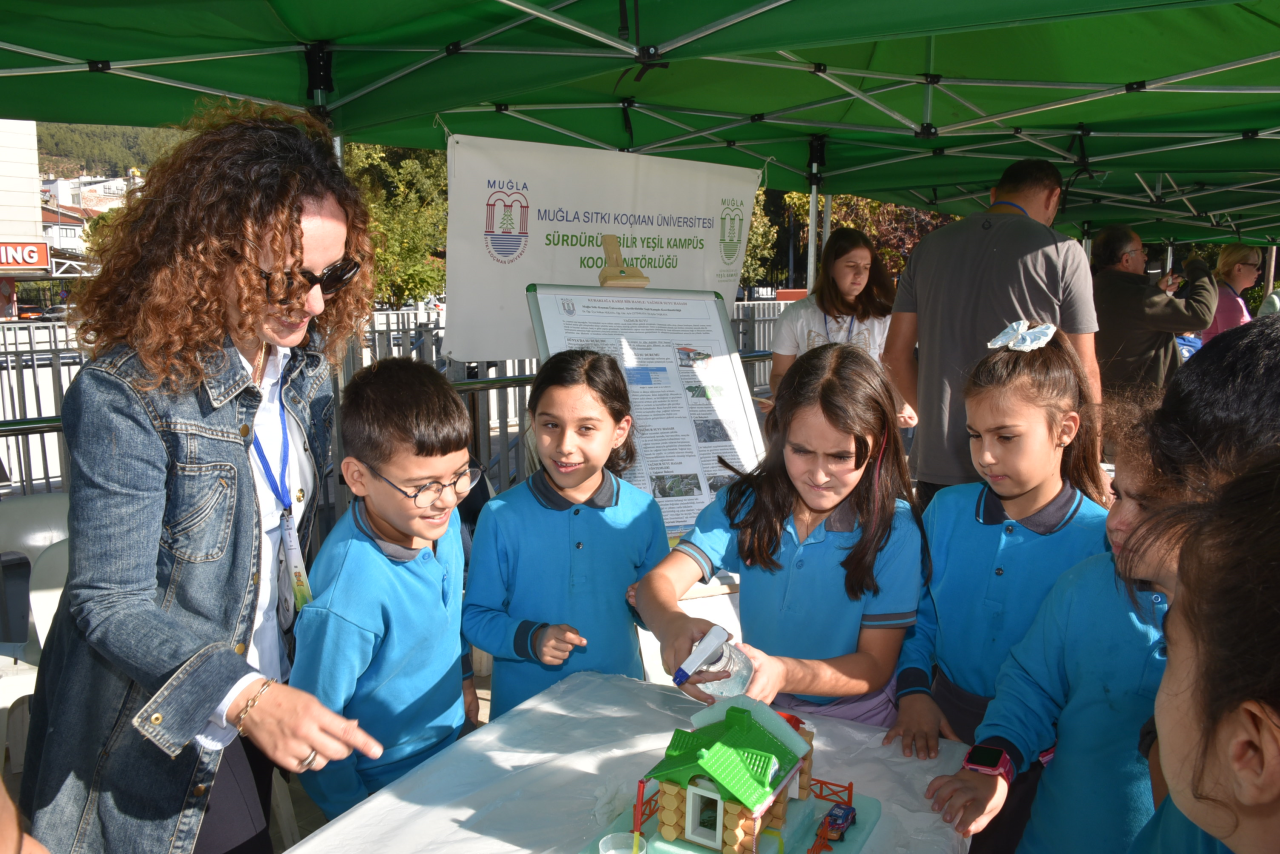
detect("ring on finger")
[298,749,318,772]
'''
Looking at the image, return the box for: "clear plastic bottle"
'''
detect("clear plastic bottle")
[672,625,754,697]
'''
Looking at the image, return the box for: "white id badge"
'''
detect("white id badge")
[275,511,313,630]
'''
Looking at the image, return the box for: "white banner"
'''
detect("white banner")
[443,134,760,361]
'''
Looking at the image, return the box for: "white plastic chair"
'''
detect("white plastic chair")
[0,493,69,760]
[3,538,68,772]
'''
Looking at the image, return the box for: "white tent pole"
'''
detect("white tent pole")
[503,110,616,149]
[807,167,819,292]
[632,94,859,152]
[491,0,637,55]
[1266,245,1277,296]
[333,135,344,168]
[1084,127,1280,164]
[823,194,832,244]
[1165,243,1174,275]
[939,49,1280,133]
[329,0,583,109]
[631,106,810,175]
[658,0,794,55]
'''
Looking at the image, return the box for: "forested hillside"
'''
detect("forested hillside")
[37,123,185,178]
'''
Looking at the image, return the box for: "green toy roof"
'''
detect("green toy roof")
[646,706,800,812]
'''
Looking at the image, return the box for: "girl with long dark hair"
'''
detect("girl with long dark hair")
[636,343,926,726]
[463,350,667,718]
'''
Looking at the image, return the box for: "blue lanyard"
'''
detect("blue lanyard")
[251,398,291,511]
[824,313,855,344]
[990,200,1029,217]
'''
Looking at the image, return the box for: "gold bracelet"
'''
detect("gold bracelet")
[234,678,277,736]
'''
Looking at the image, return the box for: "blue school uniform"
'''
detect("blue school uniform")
[974,553,1168,853]
[462,469,668,718]
[896,482,1109,705]
[291,499,469,819]
[674,486,923,704]
[1128,799,1231,854]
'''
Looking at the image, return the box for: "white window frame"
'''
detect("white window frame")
[684,780,725,851]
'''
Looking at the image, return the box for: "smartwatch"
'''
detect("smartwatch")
[962,745,1015,787]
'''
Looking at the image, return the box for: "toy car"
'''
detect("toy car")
[824,804,857,841]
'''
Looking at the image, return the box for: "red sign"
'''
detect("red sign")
[0,242,50,270]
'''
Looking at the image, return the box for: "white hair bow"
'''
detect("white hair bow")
[987,320,1056,352]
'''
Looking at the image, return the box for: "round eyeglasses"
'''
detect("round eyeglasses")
[361,463,481,507]
[259,257,361,300]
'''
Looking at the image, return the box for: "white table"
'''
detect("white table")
[291,673,969,854]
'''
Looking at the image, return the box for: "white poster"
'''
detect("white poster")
[530,285,765,537]
[445,134,761,361]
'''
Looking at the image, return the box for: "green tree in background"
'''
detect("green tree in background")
[780,192,955,276]
[37,123,185,177]
[83,208,118,257]
[740,190,777,289]
[344,144,448,306]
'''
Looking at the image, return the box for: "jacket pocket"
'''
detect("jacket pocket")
[161,463,236,563]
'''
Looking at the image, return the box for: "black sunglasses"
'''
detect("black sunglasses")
[259,257,361,298]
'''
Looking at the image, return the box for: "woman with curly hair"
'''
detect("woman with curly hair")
[21,103,382,854]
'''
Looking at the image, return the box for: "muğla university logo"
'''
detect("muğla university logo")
[484,185,529,264]
[720,199,745,265]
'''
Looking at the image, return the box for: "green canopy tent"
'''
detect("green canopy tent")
[4,0,1279,271]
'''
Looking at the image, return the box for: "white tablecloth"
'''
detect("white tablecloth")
[291,673,969,854]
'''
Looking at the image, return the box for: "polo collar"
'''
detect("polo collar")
[787,496,860,545]
[824,496,860,533]
[975,480,1082,536]
[528,468,618,511]
[352,497,424,562]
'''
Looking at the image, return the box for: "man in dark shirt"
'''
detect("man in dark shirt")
[1091,225,1217,394]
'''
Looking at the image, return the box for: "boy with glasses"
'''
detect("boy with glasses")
[290,357,480,818]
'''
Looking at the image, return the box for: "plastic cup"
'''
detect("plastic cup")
[600,832,646,854]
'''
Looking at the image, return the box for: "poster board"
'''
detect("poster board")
[445,134,760,360]
[527,284,765,537]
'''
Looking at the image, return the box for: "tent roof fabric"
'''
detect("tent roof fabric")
[3,0,1279,242]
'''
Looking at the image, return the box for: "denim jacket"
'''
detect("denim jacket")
[21,338,334,854]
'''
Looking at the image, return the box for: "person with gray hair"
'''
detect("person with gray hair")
[1091,224,1216,394]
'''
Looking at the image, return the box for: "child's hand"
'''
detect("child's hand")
[739,642,788,705]
[535,624,587,665]
[657,616,725,704]
[924,769,1008,837]
[626,582,639,607]
[463,677,480,726]
[882,692,960,759]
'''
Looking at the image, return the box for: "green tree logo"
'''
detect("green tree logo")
[498,205,516,233]
[720,205,745,265]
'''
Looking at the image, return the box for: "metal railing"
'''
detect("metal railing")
[0,309,775,537]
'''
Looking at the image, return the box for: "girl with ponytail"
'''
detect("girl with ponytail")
[886,322,1111,852]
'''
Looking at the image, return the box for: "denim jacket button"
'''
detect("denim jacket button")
[252,572,259,586]
[239,424,251,437]
[193,784,208,797]
[234,643,246,655]
[150,713,162,725]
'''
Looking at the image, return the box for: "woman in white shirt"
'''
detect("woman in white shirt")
[770,228,903,403]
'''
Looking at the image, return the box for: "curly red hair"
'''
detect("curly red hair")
[76,101,374,390]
